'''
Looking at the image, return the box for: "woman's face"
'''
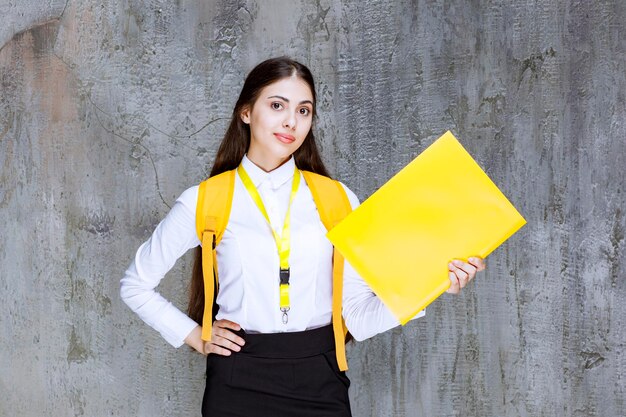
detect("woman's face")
[241,75,314,169]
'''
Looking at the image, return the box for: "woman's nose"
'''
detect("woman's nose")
[283,112,297,130]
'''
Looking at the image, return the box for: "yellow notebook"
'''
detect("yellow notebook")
[327,131,526,324]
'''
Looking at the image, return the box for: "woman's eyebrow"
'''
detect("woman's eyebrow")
[267,95,313,106]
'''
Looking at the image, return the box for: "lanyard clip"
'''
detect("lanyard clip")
[279,268,290,285]
[281,307,289,324]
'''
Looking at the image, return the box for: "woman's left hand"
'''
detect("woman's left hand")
[446,257,486,294]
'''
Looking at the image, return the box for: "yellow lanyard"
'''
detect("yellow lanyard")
[237,163,301,324]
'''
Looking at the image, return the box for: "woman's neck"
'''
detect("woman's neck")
[246,152,291,172]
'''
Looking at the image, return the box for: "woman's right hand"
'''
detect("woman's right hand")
[204,319,246,355]
[185,320,246,356]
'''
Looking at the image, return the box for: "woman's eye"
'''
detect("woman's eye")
[271,102,283,110]
[299,108,311,116]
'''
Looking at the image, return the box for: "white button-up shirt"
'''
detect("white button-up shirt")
[120,155,424,347]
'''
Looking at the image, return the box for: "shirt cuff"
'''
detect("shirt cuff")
[156,304,200,348]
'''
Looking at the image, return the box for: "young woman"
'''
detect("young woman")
[120,57,485,417]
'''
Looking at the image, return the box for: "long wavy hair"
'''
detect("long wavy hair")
[188,57,330,325]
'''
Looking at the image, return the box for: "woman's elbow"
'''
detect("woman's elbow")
[119,279,133,307]
[119,276,146,309]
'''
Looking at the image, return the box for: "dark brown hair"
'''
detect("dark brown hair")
[188,57,330,325]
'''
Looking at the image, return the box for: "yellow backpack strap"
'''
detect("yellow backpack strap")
[195,169,236,342]
[301,170,353,371]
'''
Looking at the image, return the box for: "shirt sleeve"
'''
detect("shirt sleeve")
[338,182,425,342]
[119,186,201,347]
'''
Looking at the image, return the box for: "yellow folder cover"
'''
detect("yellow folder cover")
[327,131,526,324]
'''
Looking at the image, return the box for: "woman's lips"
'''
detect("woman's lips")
[274,133,296,144]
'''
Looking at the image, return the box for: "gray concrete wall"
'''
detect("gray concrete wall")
[1,0,624,416]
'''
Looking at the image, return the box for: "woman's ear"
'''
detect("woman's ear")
[240,106,251,124]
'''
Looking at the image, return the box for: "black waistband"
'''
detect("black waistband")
[234,324,335,359]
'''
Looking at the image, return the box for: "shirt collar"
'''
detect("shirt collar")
[241,155,296,189]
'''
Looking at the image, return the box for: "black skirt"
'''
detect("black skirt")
[202,324,352,417]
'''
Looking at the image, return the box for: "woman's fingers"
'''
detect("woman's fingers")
[214,323,246,347]
[446,271,460,294]
[204,319,245,356]
[211,335,243,352]
[213,328,245,348]
[454,260,477,283]
[204,342,233,356]
[446,257,486,295]
[449,261,470,288]
[468,257,486,271]
[215,319,242,331]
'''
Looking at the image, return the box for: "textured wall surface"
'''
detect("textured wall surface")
[1,1,625,416]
